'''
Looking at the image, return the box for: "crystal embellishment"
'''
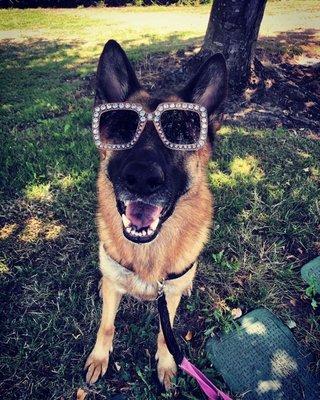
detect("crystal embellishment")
[92,102,208,151]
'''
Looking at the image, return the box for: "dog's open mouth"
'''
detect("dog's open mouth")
[120,201,164,243]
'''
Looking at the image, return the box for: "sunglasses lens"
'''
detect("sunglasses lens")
[99,109,139,145]
[160,110,201,145]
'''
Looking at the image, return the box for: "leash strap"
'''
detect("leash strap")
[180,357,232,400]
[157,292,184,365]
[157,293,232,400]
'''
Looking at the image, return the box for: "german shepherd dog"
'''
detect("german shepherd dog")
[84,40,227,389]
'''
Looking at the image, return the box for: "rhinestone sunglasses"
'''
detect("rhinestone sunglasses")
[92,102,208,151]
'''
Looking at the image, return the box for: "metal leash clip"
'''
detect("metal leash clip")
[156,278,166,300]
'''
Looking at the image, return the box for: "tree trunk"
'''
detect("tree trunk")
[203,0,267,90]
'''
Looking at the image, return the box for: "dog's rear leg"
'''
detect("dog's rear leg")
[84,277,122,384]
[155,292,181,390]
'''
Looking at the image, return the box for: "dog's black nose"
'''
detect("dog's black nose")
[122,161,164,195]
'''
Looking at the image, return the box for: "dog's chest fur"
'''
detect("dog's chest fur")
[99,243,196,300]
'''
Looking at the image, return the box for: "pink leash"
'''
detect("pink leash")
[157,292,232,400]
[180,357,232,400]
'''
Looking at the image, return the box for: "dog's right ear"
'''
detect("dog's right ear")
[179,54,227,116]
[95,40,141,104]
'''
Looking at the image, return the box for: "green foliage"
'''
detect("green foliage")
[2,0,211,8]
[104,0,212,5]
[2,0,99,7]
[305,277,318,310]
[212,251,241,272]
[204,308,238,335]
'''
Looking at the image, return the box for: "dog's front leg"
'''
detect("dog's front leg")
[156,292,181,390]
[85,276,122,384]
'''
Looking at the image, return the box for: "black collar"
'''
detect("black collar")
[166,262,195,280]
[103,245,195,282]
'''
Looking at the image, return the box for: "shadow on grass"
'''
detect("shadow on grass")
[208,127,320,259]
[0,34,320,400]
[1,126,319,399]
[257,28,320,62]
[0,33,203,198]
[224,28,320,131]
[0,34,201,400]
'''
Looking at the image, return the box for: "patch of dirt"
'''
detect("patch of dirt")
[226,58,320,132]
[129,30,320,134]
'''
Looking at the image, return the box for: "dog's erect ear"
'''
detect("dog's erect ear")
[95,40,141,104]
[180,54,227,115]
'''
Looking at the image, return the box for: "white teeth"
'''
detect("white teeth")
[125,225,156,238]
[122,214,131,228]
[150,218,160,231]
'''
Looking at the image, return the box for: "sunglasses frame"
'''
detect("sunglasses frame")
[92,102,208,151]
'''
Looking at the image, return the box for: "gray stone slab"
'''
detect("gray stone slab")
[301,256,320,294]
[206,308,319,399]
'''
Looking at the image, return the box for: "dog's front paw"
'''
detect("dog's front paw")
[84,351,109,384]
[156,352,177,390]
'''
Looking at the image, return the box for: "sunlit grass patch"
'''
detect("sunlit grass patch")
[25,183,52,202]
[296,150,311,159]
[56,175,76,190]
[310,167,320,181]
[230,155,264,181]
[0,223,18,240]
[19,217,64,242]
[0,260,10,275]
[209,155,264,188]
[218,126,233,136]
[45,222,63,240]
[209,170,235,188]
[19,217,43,242]
[54,170,94,191]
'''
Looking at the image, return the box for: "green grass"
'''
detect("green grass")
[1,3,320,400]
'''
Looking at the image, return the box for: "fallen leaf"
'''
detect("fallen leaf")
[286,320,297,329]
[185,330,193,341]
[76,388,87,400]
[231,308,243,319]
[289,298,297,306]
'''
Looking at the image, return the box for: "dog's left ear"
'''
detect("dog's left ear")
[180,54,227,116]
[95,40,141,104]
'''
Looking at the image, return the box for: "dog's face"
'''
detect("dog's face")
[95,40,227,244]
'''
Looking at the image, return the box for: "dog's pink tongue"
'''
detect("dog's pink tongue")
[126,201,162,229]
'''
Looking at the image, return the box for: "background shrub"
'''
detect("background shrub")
[2,0,211,8]
[2,0,98,7]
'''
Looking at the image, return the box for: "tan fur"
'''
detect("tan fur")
[97,142,213,284]
[85,91,214,388]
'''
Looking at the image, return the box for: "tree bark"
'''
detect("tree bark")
[203,0,267,90]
